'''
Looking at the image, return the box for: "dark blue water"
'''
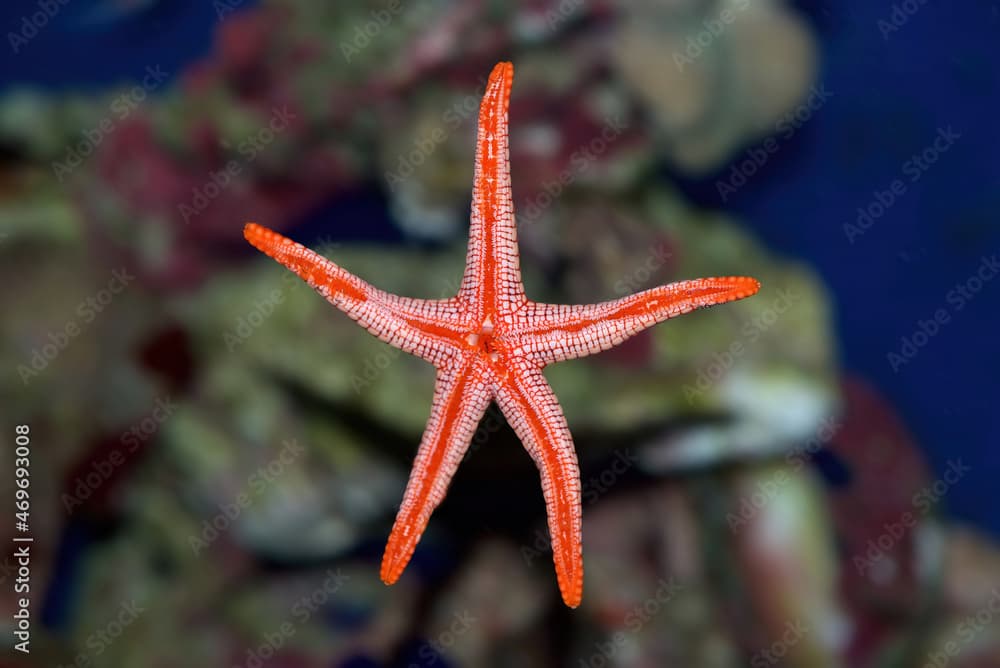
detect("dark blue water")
[1,0,996,536]
[704,1,1000,536]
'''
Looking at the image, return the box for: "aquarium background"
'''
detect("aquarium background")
[1,1,998,667]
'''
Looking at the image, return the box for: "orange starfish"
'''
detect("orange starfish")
[243,61,760,607]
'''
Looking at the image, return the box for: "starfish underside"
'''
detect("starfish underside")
[244,61,760,608]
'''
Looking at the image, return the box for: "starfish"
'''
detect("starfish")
[243,61,760,608]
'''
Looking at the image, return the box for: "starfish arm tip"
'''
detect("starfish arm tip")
[681,275,762,306]
[555,541,584,608]
[559,575,583,608]
[242,221,260,238]
[490,60,513,78]
[380,530,423,586]
[379,545,406,585]
[724,275,762,300]
[379,563,401,586]
[740,275,762,292]
[242,221,285,254]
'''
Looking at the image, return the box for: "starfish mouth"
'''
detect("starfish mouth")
[465,324,500,356]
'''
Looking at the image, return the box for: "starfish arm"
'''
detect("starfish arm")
[493,360,583,608]
[514,276,761,364]
[244,223,466,363]
[460,61,526,320]
[381,357,493,585]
